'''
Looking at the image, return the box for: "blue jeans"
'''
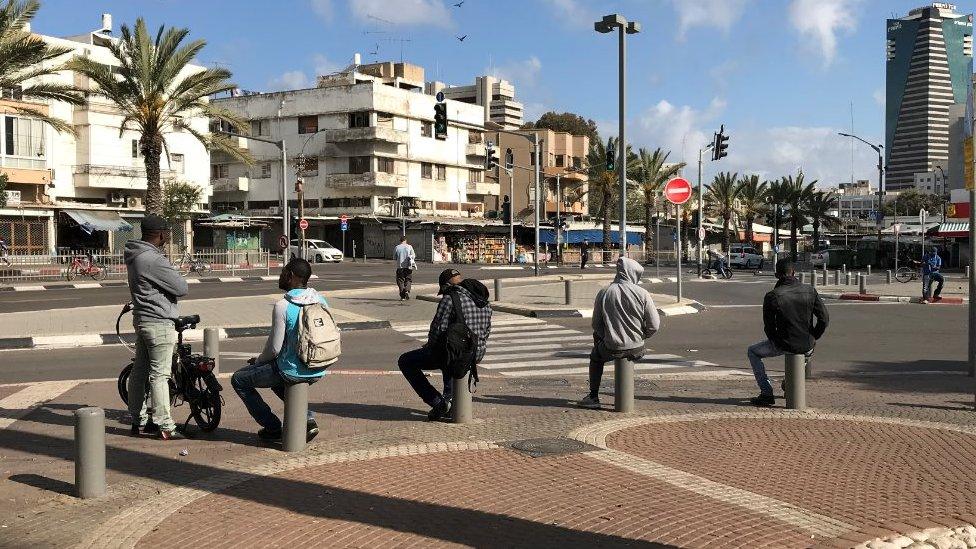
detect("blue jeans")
[747,339,782,396]
[398,347,453,407]
[922,272,944,299]
[231,362,316,432]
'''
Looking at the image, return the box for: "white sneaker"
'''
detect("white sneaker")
[578,395,601,409]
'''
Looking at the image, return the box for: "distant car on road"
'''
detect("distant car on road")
[728,244,764,269]
[812,247,855,269]
[289,239,344,263]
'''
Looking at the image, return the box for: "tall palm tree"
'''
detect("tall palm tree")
[0,0,85,132]
[585,136,636,252]
[805,191,840,253]
[633,147,685,259]
[781,172,816,261]
[704,171,740,252]
[69,19,249,215]
[735,175,768,246]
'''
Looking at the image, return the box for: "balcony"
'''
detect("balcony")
[545,200,586,214]
[0,157,50,186]
[325,127,408,144]
[325,171,407,189]
[465,142,487,157]
[212,176,249,193]
[73,164,176,190]
[466,181,500,195]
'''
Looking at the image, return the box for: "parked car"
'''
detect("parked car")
[728,244,764,269]
[289,239,343,263]
[812,247,856,269]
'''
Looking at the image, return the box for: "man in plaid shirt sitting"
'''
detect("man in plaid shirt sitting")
[398,268,492,421]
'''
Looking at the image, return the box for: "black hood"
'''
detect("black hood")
[458,278,490,308]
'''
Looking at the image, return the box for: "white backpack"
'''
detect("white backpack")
[296,302,341,368]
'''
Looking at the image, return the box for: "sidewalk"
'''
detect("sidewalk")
[814,276,968,304]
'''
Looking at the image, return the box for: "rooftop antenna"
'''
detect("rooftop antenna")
[378,36,412,63]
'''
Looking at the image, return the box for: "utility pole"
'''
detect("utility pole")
[698,147,703,277]
[555,173,561,265]
[533,140,541,276]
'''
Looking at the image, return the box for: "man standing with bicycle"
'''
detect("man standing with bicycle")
[124,215,188,440]
[921,248,944,303]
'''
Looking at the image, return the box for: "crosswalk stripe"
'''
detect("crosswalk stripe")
[393,318,542,332]
[480,355,715,370]
[504,363,716,378]
[398,324,554,336]
[484,342,591,353]
[491,334,592,344]
[482,352,686,365]
[399,327,580,339]
[0,380,81,429]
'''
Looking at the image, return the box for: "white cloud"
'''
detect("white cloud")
[541,0,594,27]
[348,0,454,28]
[522,102,549,122]
[789,0,860,67]
[672,0,750,40]
[485,56,542,88]
[873,87,885,107]
[313,54,342,77]
[709,60,738,93]
[310,0,333,22]
[268,70,311,91]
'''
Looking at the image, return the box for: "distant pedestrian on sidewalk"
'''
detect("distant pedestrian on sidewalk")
[580,238,590,269]
[579,257,660,409]
[747,258,828,407]
[394,235,416,301]
[398,268,492,421]
[232,258,333,443]
[921,248,944,303]
[124,215,189,440]
[0,237,10,266]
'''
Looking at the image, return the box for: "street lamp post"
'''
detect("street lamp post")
[596,14,640,258]
[697,143,713,277]
[838,132,885,265]
[486,121,542,275]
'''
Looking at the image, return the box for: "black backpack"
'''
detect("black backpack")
[434,289,479,388]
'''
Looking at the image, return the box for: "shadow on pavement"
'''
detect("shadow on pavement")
[888,401,975,412]
[310,401,425,421]
[824,359,974,394]
[473,393,579,409]
[9,473,74,496]
[635,394,756,407]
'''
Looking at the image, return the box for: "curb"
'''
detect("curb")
[819,291,965,304]
[0,318,392,351]
[0,273,307,293]
[416,294,705,319]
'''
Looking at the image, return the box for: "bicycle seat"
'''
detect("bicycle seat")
[174,315,200,331]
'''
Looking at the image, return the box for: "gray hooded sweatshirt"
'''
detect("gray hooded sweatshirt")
[592,257,661,351]
[124,240,188,325]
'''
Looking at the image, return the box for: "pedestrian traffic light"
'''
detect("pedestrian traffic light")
[485,141,498,169]
[501,195,511,224]
[605,138,615,171]
[505,147,514,170]
[712,124,729,161]
[433,102,448,140]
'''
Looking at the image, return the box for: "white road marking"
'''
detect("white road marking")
[0,380,81,429]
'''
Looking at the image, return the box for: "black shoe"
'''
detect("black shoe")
[306,419,320,442]
[130,423,141,437]
[750,394,775,407]
[143,421,160,434]
[159,428,186,440]
[427,399,450,421]
[258,427,283,441]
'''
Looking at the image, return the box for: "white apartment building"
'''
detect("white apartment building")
[912,162,948,195]
[432,75,524,129]
[834,180,879,220]
[0,14,211,254]
[210,61,493,223]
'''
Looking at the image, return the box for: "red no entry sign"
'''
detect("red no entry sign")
[664,178,692,205]
[298,218,309,231]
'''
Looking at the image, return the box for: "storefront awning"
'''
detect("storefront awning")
[539,229,642,245]
[936,222,969,238]
[63,210,133,235]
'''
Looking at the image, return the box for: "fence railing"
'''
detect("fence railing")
[0,249,275,283]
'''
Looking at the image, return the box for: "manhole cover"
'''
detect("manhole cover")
[509,438,597,458]
[508,378,570,388]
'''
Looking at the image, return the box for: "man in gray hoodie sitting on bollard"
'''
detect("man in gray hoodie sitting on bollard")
[579,257,661,409]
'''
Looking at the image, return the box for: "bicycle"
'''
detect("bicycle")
[65,254,107,281]
[895,261,921,284]
[701,261,733,279]
[115,302,223,433]
[177,247,212,276]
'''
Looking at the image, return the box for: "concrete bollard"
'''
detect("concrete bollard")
[805,354,814,380]
[74,407,105,499]
[564,279,573,305]
[967,265,971,279]
[784,354,806,410]
[204,327,220,375]
[493,278,503,302]
[886,270,892,284]
[867,265,872,276]
[842,264,847,274]
[810,271,817,287]
[845,272,852,286]
[451,374,472,424]
[833,270,839,285]
[821,270,828,286]
[859,273,867,295]
[283,382,308,452]
[799,272,807,284]
[352,241,357,263]
[613,358,634,413]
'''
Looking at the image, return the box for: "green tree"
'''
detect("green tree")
[584,136,636,252]
[805,191,840,251]
[766,178,792,255]
[705,171,740,252]
[0,172,7,208]
[633,147,684,257]
[68,19,249,215]
[735,175,768,246]
[883,188,945,217]
[781,172,816,260]
[0,0,85,132]
[523,111,599,142]
[161,179,202,250]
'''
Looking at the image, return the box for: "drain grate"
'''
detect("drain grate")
[509,438,598,458]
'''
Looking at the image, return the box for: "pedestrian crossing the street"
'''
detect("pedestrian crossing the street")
[392,314,729,378]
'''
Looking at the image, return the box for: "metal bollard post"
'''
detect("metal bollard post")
[75,407,105,499]
[833,270,839,285]
[613,358,634,413]
[859,273,867,294]
[494,278,502,302]
[842,264,847,275]
[451,374,472,424]
[821,270,827,286]
[784,354,806,410]
[967,265,971,279]
[805,354,814,380]
[564,279,573,305]
[283,382,308,452]
[810,271,817,287]
[867,265,872,276]
[352,241,357,263]
[886,270,892,284]
[799,272,806,284]
[204,327,220,375]
[845,272,852,286]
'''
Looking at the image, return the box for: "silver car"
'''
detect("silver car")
[290,239,344,263]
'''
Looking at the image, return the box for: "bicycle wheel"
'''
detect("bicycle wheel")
[189,376,221,432]
[723,269,734,279]
[701,268,713,277]
[118,362,132,405]
[91,264,107,281]
[197,262,212,275]
[895,267,913,283]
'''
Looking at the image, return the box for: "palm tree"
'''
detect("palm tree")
[69,19,249,215]
[633,147,685,259]
[0,0,85,132]
[805,191,840,253]
[781,172,816,261]
[585,137,636,252]
[735,175,768,247]
[704,171,740,252]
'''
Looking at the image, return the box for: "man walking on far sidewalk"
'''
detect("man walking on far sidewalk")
[0,237,10,266]
[394,235,416,301]
[579,257,660,409]
[580,238,590,269]
[747,258,828,407]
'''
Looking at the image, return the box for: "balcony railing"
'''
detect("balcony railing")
[325,127,408,144]
[466,181,499,195]
[75,164,176,178]
[325,171,407,189]
[212,176,249,193]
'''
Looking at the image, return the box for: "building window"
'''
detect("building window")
[555,154,565,167]
[468,131,483,144]
[170,153,184,174]
[377,157,395,174]
[436,164,447,180]
[3,116,45,159]
[298,115,318,134]
[469,169,482,183]
[349,156,370,174]
[301,156,318,176]
[349,111,370,128]
[131,138,141,158]
[572,156,582,169]
[250,119,270,136]
[421,121,433,138]
[421,162,433,179]
[257,162,271,179]
[529,152,536,166]
[1,86,23,100]
[211,164,229,179]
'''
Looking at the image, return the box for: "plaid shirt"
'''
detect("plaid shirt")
[427,285,492,363]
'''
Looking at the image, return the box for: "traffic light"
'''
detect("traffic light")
[485,141,498,169]
[433,102,448,140]
[505,147,514,170]
[501,195,511,224]
[605,138,615,171]
[712,124,729,161]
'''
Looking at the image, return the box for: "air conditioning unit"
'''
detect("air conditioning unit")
[126,196,141,208]
[108,191,124,204]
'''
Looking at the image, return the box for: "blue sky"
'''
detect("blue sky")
[33,0,962,187]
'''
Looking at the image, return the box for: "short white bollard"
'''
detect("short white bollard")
[283,383,308,452]
[859,273,867,294]
[204,327,220,375]
[784,355,806,410]
[75,407,105,499]
[613,358,634,413]
[451,374,472,424]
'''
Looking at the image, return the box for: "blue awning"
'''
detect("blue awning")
[63,210,133,234]
[539,229,642,245]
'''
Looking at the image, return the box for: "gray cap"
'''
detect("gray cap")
[141,214,170,233]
